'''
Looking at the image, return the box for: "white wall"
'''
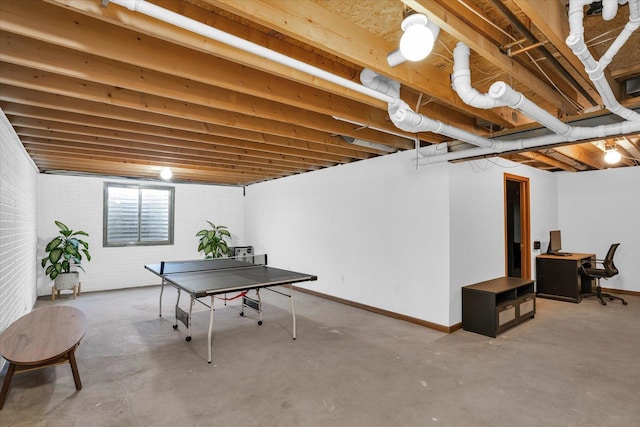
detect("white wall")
[37,175,245,294]
[448,159,559,325]
[12,117,639,329]
[246,150,452,325]
[247,153,563,328]
[0,109,38,346]
[557,166,640,292]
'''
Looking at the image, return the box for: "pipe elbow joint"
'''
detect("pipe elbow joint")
[602,0,619,20]
[488,81,522,107]
[394,109,423,128]
[359,68,378,87]
[360,69,400,99]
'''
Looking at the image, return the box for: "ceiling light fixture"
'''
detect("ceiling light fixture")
[160,167,173,180]
[604,148,621,164]
[388,13,440,67]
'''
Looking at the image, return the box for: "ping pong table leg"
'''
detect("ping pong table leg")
[159,278,166,317]
[290,284,296,340]
[256,289,263,326]
[208,295,215,364]
[186,296,195,342]
[173,289,181,330]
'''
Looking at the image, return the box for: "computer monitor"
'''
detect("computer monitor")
[547,230,562,254]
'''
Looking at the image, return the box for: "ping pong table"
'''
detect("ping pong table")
[145,256,317,363]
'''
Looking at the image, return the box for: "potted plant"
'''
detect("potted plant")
[41,220,91,299]
[196,221,232,258]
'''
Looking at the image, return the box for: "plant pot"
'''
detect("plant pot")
[52,272,81,301]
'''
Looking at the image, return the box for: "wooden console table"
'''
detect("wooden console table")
[462,277,535,337]
[0,306,87,410]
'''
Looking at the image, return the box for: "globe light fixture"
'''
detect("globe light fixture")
[160,167,173,180]
[604,148,621,164]
[399,13,436,62]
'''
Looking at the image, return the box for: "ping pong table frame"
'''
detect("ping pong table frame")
[152,263,316,363]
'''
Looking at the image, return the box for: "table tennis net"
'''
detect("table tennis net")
[159,254,267,275]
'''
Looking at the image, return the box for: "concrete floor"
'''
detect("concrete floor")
[1,285,639,427]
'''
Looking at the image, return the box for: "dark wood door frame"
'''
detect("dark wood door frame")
[504,174,531,279]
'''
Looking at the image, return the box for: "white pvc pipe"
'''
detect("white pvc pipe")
[451,43,506,109]
[110,0,640,166]
[452,43,576,137]
[109,0,397,105]
[600,15,640,69]
[360,69,400,99]
[602,0,619,20]
[488,82,572,136]
[417,119,640,165]
[387,49,407,67]
[567,0,592,38]
[388,98,495,149]
[452,42,574,136]
[631,0,640,17]
[567,0,640,121]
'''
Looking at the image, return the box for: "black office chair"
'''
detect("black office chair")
[581,243,627,306]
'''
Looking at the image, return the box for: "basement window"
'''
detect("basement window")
[103,182,174,247]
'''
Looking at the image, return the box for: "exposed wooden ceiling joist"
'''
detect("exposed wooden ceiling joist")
[0,0,637,185]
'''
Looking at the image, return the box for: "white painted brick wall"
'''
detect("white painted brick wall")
[38,175,245,294]
[0,108,38,371]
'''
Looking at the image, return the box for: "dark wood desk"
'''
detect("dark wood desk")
[0,306,87,410]
[536,253,595,303]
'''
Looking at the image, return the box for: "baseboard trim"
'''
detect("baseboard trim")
[293,286,461,334]
[600,287,640,297]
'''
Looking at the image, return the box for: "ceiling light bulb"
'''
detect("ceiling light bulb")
[399,14,435,62]
[604,149,621,164]
[160,167,172,180]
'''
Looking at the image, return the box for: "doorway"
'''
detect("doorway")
[504,174,530,279]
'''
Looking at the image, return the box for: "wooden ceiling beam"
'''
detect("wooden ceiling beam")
[30,157,271,182]
[182,0,524,129]
[17,130,315,173]
[14,122,332,170]
[27,150,273,179]
[32,159,261,185]
[0,98,368,161]
[21,136,302,174]
[24,143,297,176]
[610,63,640,80]
[439,0,593,110]
[40,0,380,110]
[434,0,511,47]
[0,64,394,154]
[404,0,578,116]
[511,0,612,103]
[552,144,606,170]
[0,33,412,151]
[0,30,417,149]
[4,0,411,142]
[7,114,347,167]
[515,151,579,172]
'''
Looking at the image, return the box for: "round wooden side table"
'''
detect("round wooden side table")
[0,306,87,410]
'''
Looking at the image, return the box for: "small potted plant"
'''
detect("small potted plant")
[196,221,232,258]
[41,220,91,299]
